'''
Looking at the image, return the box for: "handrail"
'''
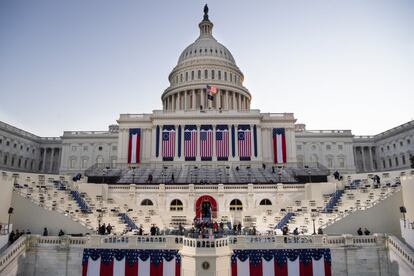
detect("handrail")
[387,235,414,269]
[0,236,26,273]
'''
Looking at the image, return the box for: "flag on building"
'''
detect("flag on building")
[238,125,251,160]
[128,128,141,164]
[184,125,197,161]
[162,125,176,161]
[200,125,213,161]
[207,85,218,100]
[273,128,287,163]
[82,249,181,276]
[216,125,229,161]
[231,248,331,276]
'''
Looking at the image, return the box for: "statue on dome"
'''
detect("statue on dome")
[203,4,209,20]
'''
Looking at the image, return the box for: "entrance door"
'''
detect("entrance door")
[195,195,218,220]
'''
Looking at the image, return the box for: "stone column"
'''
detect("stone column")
[353,147,358,170]
[42,148,47,172]
[217,90,221,109]
[196,125,201,161]
[192,90,196,110]
[201,89,205,109]
[232,92,236,110]
[369,147,374,171]
[212,125,217,161]
[49,148,55,172]
[184,91,188,110]
[250,124,255,159]
[225,90,229,110]
[176,92,181,110]
[361,147,366,172]
[238,95,242,110]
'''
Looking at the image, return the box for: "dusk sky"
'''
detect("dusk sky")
[0,0,413,137]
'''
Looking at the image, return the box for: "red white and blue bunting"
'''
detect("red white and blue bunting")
[231,248,331,276]
[82,249,181,276]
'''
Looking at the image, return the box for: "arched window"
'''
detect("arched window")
[185,72,188,81]
[170,199,183,211]
[191,71,194,80]
[141,199,154,206]
[211,70,215,79]
[204,69,208,79]
[230,199,243,211]
[198,70,201,79]
[260,199,272,206]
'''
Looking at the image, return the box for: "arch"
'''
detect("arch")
[141,199,154,206]
[229,199,243,211]
[195,195,218,219]
[170,199,183,211]
[259,199,272,206]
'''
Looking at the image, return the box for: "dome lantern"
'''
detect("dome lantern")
[199,4,213,37]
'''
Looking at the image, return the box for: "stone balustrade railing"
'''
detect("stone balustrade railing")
[0,236,26,273]
[387,235,414,269]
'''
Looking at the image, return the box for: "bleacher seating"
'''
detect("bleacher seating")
[119,213,138,230]
[323,190,344,213]
[275,212,294,229]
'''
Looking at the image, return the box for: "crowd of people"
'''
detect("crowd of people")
[357,227,371,235]
[8,229,30,245]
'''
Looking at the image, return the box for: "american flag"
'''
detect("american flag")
[162,127,175,159]
[200,126,213,160]
[238,125,251,159]
[273,128,287,163]
[184,126,197,160]
[206,85,218,94]
[216,126,229,160]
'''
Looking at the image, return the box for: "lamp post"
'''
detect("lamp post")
[308,170,312,183]
[400,206,407,227]
[131,166,136,184]
[7,207,14,234]
[311,212,317,235]
[97,213,102,234]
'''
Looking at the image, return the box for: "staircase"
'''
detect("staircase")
[275,212,294,229]
[323,190,344,213]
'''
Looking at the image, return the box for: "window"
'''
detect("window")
[388,159,392,167]
[211,70,215,79]
[327,158,333,168]
[18,158,21,167]
[112,146,117,151]
[83,146,88,151]
[6,141,10,146]
[402,155,406,165]
[98,146,103,151]
[185,72,188,81]
[3,155,7,165]
[24,159,27,168]
[26,147,29,152]
[191,71,194,80]
[180,74,183,82]
[198,70,201,79]
[170,199,183,211]
[20,145,23,150]
[297,145,302,150]
[11,157,15,166]
[70,159,76,169]
[82,159,88,169]
[230,199,243,211]
[259,199,272,206]
[326,145,331,150]
[218,71,221,80]
[400,141,403,147]
[141,199,154,206]
[381,147,384,152]
[32,149,35,154]
[395,157,399,166]
[224,72,227,81]
[204,70,208,79]
[72,146,77,151]
[338,145,343,150]
[13,143,17,148]
[407,139,411,145]
[338,158,345,168]
[96,156,104,164]
[387,145,390,150]
[393,144,396,149]
[0,139,2,144]
[382,160,386,169]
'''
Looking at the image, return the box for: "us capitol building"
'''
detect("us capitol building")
[1,6,414,276]
[0,8,412,177]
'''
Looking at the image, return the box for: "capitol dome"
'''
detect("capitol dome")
[162,5,251,112]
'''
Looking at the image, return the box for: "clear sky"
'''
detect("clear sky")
[0,0,413,137]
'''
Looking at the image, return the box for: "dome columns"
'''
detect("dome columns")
[162,88,251,112]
